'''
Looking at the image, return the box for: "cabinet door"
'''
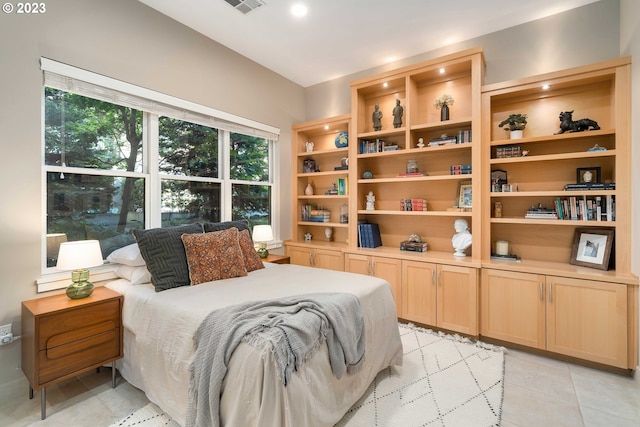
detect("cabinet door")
[287,246,313,267]
[344,253,370,276]
[372,257,402,315]
[546,276,628,368]
[437,264,479,335]
[313,248,344,271]
[480,269,545,349]
[401,260,437,325]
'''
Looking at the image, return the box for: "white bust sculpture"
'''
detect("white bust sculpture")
[366,191,375,210]
[452,218,472,257]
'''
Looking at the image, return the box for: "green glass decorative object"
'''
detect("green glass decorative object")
[65,269,95,299]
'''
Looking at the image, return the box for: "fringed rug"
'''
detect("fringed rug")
[110,323,505,427]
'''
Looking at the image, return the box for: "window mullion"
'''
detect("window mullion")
[146,113,161,228]
[221,130,232,220]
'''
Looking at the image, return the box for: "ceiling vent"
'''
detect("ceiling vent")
[224,0,265,14]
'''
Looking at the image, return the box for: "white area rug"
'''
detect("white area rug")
[336,323,505,427]
[110,323,504,427]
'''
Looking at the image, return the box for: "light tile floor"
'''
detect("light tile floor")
[1,349,639,426]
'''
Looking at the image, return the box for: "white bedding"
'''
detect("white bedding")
[106,263,403,427]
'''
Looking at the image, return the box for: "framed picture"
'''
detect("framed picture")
[457,180,473,208]
[491,169,507,192]
[576,166,601,184]
[303,159,316,173]
[570,228,614,270]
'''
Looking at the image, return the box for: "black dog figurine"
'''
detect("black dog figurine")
[555,111,600,134]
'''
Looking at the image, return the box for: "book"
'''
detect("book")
[359,223,382,248]
[563,182,616,191]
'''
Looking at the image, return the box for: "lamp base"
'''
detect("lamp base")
[257,247,269,259]
[66,270,95,299]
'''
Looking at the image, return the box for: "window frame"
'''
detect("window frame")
[38,59,280,292]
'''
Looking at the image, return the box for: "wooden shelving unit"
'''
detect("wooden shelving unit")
[480,57,637,369]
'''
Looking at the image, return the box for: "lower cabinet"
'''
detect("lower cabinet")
[344,253,402,314]
[402,260,479,335]
[285,244,344,271]
[481,269,630,368]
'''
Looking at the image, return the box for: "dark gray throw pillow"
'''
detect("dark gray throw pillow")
[202,219,252,237]
[132,224,204,292]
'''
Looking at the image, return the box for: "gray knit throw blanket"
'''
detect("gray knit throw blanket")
[185,293,365,427]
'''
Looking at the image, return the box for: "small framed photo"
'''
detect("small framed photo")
[303,159,316,173]
[576,167,601,184]
[457,180,473,208]
[570,228,614,270]
[491,169,507,192]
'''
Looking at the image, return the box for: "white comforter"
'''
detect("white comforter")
[106,263,403,427]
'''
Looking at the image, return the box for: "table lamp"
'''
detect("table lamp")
[252,225,273,259]
[56,240,104,299]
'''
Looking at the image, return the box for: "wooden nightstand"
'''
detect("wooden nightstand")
[263,254,290,264]
[21,286,123,419]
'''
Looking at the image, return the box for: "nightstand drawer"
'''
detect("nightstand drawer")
[39,328,121,384]
[38,299,120,350]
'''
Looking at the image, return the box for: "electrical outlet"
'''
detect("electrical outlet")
[0,324,11,337]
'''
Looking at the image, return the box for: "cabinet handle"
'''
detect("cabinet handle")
[370,259,375,276]
[311,252,316,267]
[437,270,441,287]
[539,282,543,301]
[432,270,435,286]
[366,260,371,275]
[549,283,553,303]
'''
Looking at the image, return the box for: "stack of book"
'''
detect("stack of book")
[302,205,331,222]
[400,240,428,252]
[450,164,472,175]
[400,198,427,211]
[358,223,382,248]
[563,182,615,191]
[524,206,558,219]
[428,135,458,147]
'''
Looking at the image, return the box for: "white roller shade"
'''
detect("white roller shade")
[41,58,280,140]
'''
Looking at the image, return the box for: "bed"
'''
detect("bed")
[105,261,403,426]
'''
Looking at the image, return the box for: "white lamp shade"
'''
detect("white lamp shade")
[56,240,104,271]
[252,225,274,243]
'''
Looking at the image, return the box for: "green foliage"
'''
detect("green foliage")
[498,113,528,131]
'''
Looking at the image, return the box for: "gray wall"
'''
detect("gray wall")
[305,0,621,120]
[0,0,303,386]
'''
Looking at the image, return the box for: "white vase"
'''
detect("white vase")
[510,130,523,139]
[305,183,313,195]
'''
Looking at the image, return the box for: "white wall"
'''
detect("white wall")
[0,0,304,386]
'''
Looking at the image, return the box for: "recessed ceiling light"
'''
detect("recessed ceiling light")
[439,68,446,74]
[382,82,389,88]
[291,4,307,17]
[324,125,329,130]
[542,84,551,90]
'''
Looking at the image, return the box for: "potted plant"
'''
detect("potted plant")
[434,94,454,121]
[498,113,527,139]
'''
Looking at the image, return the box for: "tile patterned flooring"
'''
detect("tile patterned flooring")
[1,348,639,426]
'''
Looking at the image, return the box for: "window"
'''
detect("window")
[42,59,279,273]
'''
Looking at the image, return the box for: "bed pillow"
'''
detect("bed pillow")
[115,264,152,285]
[238,229,265,272]
[181,228,248,285]
[132,223,204,292]
[106,243,146,266]
[202,219,251,237]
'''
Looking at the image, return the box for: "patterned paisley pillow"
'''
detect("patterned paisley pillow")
[238,229,265,272]
[181,228,248,285]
